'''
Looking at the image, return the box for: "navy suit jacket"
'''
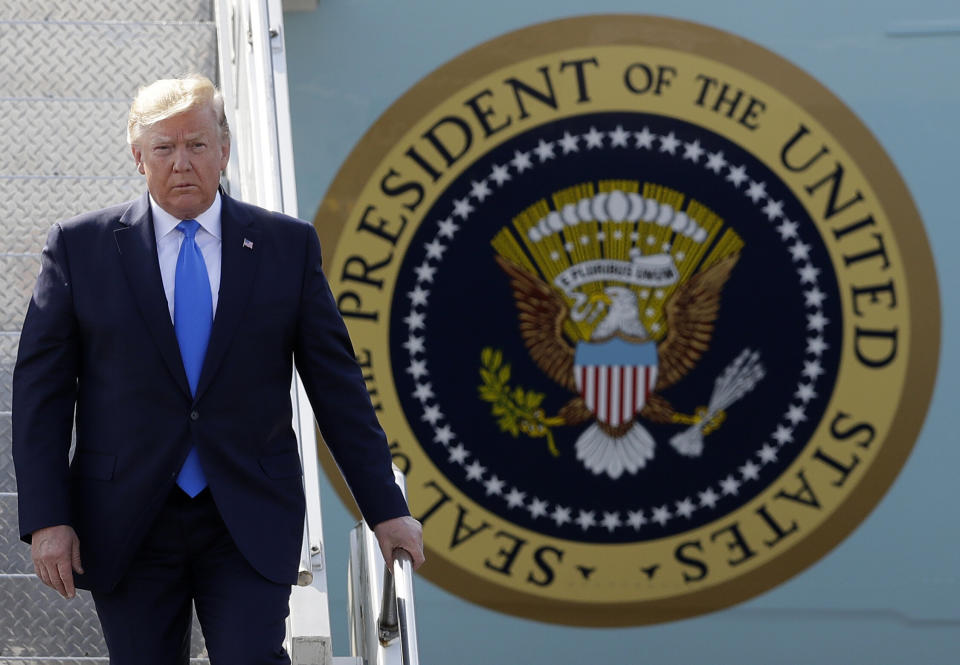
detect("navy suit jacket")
[12,191,408,592]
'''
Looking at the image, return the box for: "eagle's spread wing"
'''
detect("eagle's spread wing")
[495,255,576,393]
[655,254,739,391]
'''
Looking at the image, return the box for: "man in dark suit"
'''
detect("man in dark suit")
[12,75,423,664]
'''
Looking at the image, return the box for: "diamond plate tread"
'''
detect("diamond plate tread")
[0,0,212,22]
[0,23,217,100]
[0,257,39,333]
[0,576,209,658]
[0,656,210,665]
[0,661,210,664]
[0,578,105,657]
[0,494,32,573]
[0,415,12,493]
[0,101,132,177]
[0,334,17,412]
[0,177,144,254]
[0,656,110,665]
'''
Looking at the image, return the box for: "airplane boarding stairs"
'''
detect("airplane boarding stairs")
[0,0,419,662]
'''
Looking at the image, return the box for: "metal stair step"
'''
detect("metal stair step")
[0,21,216,100]
[0,577,210,660]
[0,421,16,496]
[0,333,16,409]
[0,0,212,22]
[0,258,37,332]
[0,176,145,254]
[0,494,32,574]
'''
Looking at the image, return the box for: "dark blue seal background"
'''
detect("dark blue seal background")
[390,112,842,544]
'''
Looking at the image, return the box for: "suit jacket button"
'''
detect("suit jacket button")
[190,410,199,421]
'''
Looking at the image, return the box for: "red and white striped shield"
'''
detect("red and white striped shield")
[573,339,659,426]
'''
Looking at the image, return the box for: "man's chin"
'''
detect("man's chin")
[160,191,212,219]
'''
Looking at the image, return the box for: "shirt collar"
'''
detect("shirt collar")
[149,191,222,241]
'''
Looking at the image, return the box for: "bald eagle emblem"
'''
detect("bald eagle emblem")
[483,184,766,479]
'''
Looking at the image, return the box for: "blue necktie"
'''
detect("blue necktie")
[174,220,211,497]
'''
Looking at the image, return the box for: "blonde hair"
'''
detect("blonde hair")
[127,74,230,145]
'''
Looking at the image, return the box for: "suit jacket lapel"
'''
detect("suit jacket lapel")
[113,193,192,399]
[195,193,260,400]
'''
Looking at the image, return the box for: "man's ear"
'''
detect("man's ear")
[219,139,230,172]
[130,145,145,175]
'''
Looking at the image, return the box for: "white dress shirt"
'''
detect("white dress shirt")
[151,192,222,322]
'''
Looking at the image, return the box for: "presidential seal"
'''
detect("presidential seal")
[314,15,939,625]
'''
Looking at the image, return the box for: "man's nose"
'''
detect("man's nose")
[172,146,192,172]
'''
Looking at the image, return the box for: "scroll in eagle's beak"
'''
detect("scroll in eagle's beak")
[584,292,612,323]
[588,292,612,307]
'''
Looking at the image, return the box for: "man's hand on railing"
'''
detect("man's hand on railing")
[372,515,425,571]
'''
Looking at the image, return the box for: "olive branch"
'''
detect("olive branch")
[478,347,561,456]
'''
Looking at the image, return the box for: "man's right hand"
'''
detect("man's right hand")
[31,524,83,599]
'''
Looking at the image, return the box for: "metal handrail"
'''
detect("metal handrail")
[377,549,420,665]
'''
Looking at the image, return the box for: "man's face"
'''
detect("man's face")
[130,104,229,220]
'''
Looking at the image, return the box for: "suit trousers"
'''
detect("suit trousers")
[91,488,292,665]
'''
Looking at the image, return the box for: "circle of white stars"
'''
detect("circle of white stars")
[400,122,834,535]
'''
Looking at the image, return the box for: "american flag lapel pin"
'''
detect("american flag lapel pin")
[242,238,254,250]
